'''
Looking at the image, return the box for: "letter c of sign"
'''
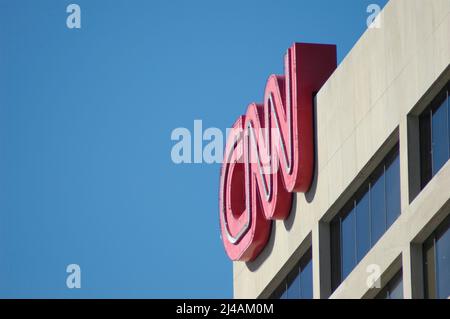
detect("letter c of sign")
[219,43,337,261]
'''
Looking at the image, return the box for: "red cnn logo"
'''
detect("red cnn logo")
[219,43,336,261]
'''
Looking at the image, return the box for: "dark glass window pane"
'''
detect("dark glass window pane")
[280,285,288,299]
[423,237,436,299]
[385,153,401,228]
[355,189,370,262]
[341,207,356,279]
[436,224,450,299]
[431,98,449,175]
[286,268,300,299]
[370,171,386,245]
[375,271,403,299]
[330,219,342,290]
[388,273,403,299]
[420,110,432,188]
[300,258,313,299]
[273,250,313,299]
[330,144,400,293]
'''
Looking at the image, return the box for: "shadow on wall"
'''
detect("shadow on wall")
[304,97,319,204]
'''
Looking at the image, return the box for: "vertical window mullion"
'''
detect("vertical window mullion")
[383,164,387,232]
[284,280,289,299]
[297,265,301,299]
[430,109,434,175]
[447,88,450,159]
[339,216,344,282]
[353,199,357,268]
[369,182,373,247]
[330,219,341,290]
[433,236,439,298]
[298,265,303,299]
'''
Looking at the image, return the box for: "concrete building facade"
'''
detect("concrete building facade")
[233,0,450,299]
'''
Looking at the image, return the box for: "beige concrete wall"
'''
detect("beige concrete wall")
[233,0,450,299]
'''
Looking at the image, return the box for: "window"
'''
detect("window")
[271,249,313,299]
[419,81,450,188]
[423,214,450,299]
[375,271,403,299]
[331,146,401,291]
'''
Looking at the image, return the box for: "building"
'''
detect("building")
[232,0,450,299]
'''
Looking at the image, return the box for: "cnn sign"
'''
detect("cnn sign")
[219,43,337,261]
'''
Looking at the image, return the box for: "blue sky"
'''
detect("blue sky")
[0,0,388,298]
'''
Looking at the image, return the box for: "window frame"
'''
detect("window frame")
[331,145,401,291]
[419,82,450,188]
[423,214,450,299]
[375,270,404,299]
[270,248,313,299]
